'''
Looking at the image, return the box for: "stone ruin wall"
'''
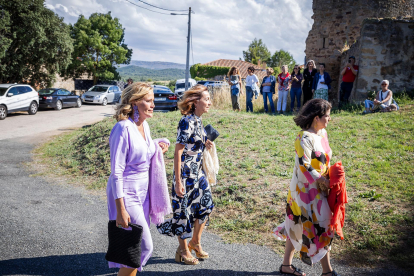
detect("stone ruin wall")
[305,0,414,104]
[340,18,414,101]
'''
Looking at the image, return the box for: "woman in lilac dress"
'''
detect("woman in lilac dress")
[107,82,169,276]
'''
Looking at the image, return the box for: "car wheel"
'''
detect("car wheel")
[102,98,108,106]
[54,100,62,111]
[0,105,7,120]
[28,101,38,115]
[76,98,82,108]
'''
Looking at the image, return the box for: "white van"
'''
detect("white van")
[0,84,39,120]
[175,78,197,97]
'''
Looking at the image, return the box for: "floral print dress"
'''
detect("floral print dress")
[273,129,333,265]
[157,114,214,239]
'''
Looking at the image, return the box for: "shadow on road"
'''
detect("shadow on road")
[0,253,279,276]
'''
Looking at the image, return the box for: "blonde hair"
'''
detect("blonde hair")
[266,67,274,74]
[114,82,153,121]
[177,84,208,115]
[307,60,316,69]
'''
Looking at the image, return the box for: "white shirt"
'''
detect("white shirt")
[317,74,328,90]
[245,74,259,90]
[379,90,392,106]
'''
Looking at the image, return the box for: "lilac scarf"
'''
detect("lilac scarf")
[149,138,172,225]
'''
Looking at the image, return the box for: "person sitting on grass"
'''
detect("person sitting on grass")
[363,80,393,114]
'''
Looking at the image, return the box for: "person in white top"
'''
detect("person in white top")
[363,80,394,114]
[245,66,260,112]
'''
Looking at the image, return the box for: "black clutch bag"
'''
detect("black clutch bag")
[105,220,143,268]
[205,124,220,142]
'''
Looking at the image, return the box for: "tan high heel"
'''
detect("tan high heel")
[175,247,199,265]
[188,241,209,259]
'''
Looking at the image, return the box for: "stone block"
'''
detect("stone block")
[381,49,388,54]
[361,48,375,54]
[381,65,396,75]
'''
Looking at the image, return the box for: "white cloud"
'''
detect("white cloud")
[45,0,313,65]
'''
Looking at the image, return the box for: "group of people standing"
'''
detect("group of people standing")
[227,56,361,115]
[106,81,341,276]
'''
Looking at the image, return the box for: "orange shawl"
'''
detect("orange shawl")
[328,161,348,240]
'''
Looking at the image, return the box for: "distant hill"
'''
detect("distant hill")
[117,60,186,70]
[117,65,185,81]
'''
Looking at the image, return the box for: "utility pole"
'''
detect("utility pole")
[184,7,191,91]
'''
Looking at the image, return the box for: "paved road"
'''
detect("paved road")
[1,104,115,141]
[0,107,407,276]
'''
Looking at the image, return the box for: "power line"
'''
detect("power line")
[124,0,173,15]
[133,0,188,12]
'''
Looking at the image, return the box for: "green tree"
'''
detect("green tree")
[63,12,132,84]
[268,49,296,73]
[243,38,271,65]
[0,0,73,87]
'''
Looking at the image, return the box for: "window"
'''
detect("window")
[0,88,8,96]
[17,86,30,94]
[39,89,56,95]
[323,38,326,49]
[8,87,18,96]
[88,86,107,92]
[57,90,71,96]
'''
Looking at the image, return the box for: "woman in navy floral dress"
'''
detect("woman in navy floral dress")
[158,85,214,265]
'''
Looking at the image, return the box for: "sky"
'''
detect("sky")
[45,0,314,66]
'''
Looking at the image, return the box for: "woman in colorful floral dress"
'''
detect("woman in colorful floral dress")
[274,99,341,276]
[158,85,214,265]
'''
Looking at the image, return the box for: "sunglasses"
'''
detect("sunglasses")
[294,68,299,69]
[381,83,387,86]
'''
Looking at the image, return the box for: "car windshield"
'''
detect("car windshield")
[0,88,8,96]
[88,86,107,92]
[38,89,56,95]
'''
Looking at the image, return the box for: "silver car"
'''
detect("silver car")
[81,85,121,106]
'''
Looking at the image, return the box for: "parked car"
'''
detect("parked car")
[197,80,229,89]
[0,84,39,120]
[175,78,197,98]
[81,85,121,105]
[38,88,81,110]
[153,85,178,112]
[196,80,210,86]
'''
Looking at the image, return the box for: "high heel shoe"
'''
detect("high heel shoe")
[188,241,209,259]
[175,247,199,265]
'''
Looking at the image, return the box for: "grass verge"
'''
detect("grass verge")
[34,99,414,269]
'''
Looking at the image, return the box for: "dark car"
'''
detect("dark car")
[38,88,82,110]
[153,85,178,112]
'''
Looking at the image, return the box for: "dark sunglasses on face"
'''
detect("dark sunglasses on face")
[381,84,387,86]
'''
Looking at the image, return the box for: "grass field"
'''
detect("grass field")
[35,93,414,268]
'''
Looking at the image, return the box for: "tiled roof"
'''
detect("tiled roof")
[202,59,267,79]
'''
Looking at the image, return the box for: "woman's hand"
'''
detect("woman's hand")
[175,179,185,198]
[205,139,213,150]
[116,207,130,228]
[159,142,169,154]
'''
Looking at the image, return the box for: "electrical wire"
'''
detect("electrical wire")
[133,0,188,12]
[125,0,173,15]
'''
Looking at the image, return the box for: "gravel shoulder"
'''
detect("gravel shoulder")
[0,135,408,275]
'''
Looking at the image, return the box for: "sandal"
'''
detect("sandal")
[188,241,209,259]
[175,246,199,265]
[279,264,305,276]
[321,270,340,276]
